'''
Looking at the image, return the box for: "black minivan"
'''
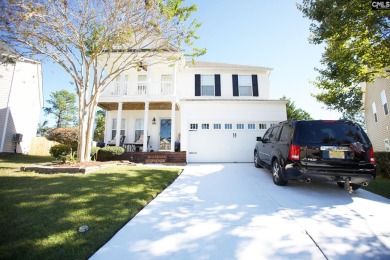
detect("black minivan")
[254,120,376,192]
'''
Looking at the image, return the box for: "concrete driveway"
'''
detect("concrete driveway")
[91,163,390,260]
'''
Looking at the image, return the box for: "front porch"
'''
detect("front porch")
[116,151,186,165]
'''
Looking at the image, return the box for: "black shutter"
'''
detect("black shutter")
[232,74,239,96]
[252,75,259,96]
[195,74,201,96]
[215,74,221,96]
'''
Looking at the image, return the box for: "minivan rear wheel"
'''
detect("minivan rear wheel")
[272,159,288,186]
[337,182,361,190]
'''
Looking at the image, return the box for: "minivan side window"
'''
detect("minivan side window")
[279,125,292,143]
[263,128,273,141]
[270,126,281,141]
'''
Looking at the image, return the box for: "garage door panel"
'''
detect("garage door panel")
[188,125,266,163]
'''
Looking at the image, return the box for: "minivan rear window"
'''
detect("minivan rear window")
[294,121,369,145]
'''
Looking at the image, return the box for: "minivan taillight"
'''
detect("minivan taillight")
[289,144,300,160]
[369,147,375,163]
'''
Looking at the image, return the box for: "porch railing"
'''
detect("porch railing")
[103,81,174,97]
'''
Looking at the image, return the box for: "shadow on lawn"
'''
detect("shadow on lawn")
[0,166,180,260]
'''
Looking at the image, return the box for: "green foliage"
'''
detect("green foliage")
[0,0,204,162]
[298,0,390,115]
[49,144,70,159]
[375,152,390,178]
[0,156,181,259]
[43,90,78,128]
[97,146,124,161]
[281,96,313,120]
[36,119,51,137]
[93,110,105,142]
[91,147,100,161]
[46,128,78,151]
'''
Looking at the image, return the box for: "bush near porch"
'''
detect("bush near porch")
[374,152,390,178]
[0,154,181,260]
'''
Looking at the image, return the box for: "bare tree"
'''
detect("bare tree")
[0,0,204,161]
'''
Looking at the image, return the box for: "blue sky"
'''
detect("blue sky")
[42,0,341,121]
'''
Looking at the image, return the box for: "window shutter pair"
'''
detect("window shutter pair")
[195,74,221,96]
[232,75,259,97]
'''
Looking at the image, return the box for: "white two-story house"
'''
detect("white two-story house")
[98,52,287,163]
[0,44,43,154]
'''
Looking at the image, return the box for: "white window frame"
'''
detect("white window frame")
[201,75,215,96]
[112,118,126,140]
[135,118,144,141]
[201,123,210,129]
[190,123,198,130]
[238,75,252,96]
[225,123,232,130]
[372,102,378,122]
[381,90,388,116]
[236,123,245,130]
[213,123,221,129]
[161,74,173,95]
[248,123,256,130]
[259,123,267,129]
[138,75,147,95]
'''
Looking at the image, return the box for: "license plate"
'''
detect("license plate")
[329,151,345,159]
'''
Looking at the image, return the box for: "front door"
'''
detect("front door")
[160,118,171,150]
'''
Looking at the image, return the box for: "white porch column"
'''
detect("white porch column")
[115,102,123,146]
[170,102,176,152]
[143,101,149,152]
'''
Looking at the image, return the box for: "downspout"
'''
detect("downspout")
[0,61,17,152]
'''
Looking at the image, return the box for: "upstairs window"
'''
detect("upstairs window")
[232,74,259,97]
[161,74,173,95]
[201,75,215,96]
[202,123,210,129]
[248,123,256,129]
[195,74,221,96]
[190,123,198,130]
[381,90,388,116]
[372,102,378,122]
[137,75,147,95]
[238,75,252,96]
[214,123,221,129]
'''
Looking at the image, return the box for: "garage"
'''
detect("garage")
[187,122,267,162]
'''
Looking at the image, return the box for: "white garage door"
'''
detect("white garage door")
[188,123,267,163]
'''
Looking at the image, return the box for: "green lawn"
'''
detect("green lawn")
[363,176,390,199]
[0,154,181,260]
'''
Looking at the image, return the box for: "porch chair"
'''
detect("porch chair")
[134,135,150,152]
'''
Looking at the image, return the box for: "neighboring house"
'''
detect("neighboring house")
[0,44,43,154]
[362,75,390,152]
[98,53,287,163]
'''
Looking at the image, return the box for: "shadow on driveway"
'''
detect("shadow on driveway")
[91,163,390,260]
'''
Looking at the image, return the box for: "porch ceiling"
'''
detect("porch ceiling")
[98,102,179,111]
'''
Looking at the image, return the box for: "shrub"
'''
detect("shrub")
[91,147,100,161]
[375,152,390,178]
[46,128,78,152]
[49,144,70,160]
[97,146,124,161]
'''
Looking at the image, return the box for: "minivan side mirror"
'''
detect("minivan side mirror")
[256,137,262,142]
